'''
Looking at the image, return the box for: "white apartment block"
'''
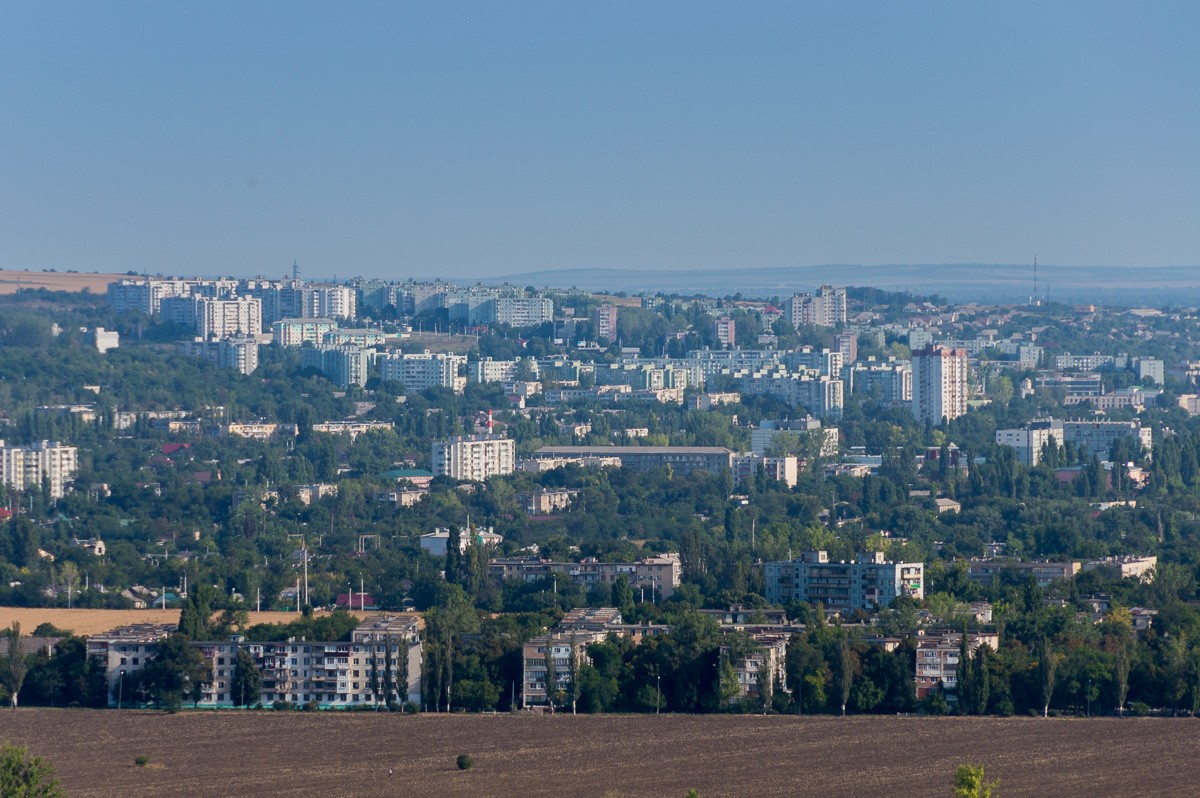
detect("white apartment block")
[272,318,339,346]
[735,372,844,417]
[785,285,846,328]
[89,616,423,708]
[751,418,839,457]
[495,296,554,327]
[847,360,912,403]
[0,440,79,499]
[381,351,466,393]
[180,336,260,375]
[468,357,538,384]
[300,345,374,389]
[431,435,516,481]
[995,419,1153,465]
[316,285,357,321]
[714,316,736,348]
[197,296,263,339]
[912,345,968,424]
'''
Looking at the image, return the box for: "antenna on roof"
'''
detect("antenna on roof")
[1031,256,1038,306]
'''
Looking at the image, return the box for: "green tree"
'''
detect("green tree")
[230,647,262,707]
[178,584,218,641]
[612,575,635,618]
[134,634,211,710]
[1037,638,1060,718]
[953,763,999,798]
[4,622,27,709]
[834,631,853,717]
[0,743,63,797]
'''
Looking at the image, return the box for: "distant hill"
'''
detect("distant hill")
[479,263,1200,306]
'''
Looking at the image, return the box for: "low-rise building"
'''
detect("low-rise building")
[967,558,1081,587]
[491,553,682,599]
[915,631,1001,699]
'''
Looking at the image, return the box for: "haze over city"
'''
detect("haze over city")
[1,2,1198,283]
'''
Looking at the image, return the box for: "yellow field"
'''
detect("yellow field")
[0,269,125,295]
[0,607,394,637]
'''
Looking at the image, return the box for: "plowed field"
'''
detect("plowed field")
[1,711,1192,797]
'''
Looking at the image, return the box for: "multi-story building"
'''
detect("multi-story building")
[995,418,1152,465]
[915,631,1001,699]
[322,328,387,348]
[966,558,1080,587]
[751,418,839,457]
[785,285,846,328]
[0,440,79,499]
[432,435,516,481]
[714,316,736,349]
[721,632,790,707]
[310,421,395,440]
[221,423,299,440]
[468,357,538,384]
[494,296,554,327]
[735,372,844,417]
[492,553,682,600]
[847,359,912,403]
[179,336,260,375]
[593,303,618,343]
[380,351,466,393]
[834,331,858,365]
[731,454,799,488]
[301,344,375,389]
[315,285,357,321]
[532,445,734,478]
[521,627,608,708]
[197,296,263,339]
[911,345,968,424]
[762,551,924,611]
[89,615,423,708]
[272,318,339,347]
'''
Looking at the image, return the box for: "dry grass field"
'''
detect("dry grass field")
[0,711,1192,798]
[0,269,124,295]
[0,607,390,637]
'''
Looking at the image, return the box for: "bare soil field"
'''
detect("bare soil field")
[0,269,123,295]
[0,711,1190,798]
[0,607,388,637]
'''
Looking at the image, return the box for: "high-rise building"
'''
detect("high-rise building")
[432,435,516,481]
[912,345,968,424]
[380,351,466,393]
[593,304,618,343]
[196,297,263,339]
[785,285,846,329]
[714,316,736,349]
[0,440,79,499]
[301,344,374,388]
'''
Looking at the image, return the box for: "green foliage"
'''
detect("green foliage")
[134,755,150,767]
[0,743,63,797]
[456,753,473,770]
[953,763,998,798]
[230,647,263,707]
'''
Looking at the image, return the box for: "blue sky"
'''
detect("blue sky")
[1,2,1197,281]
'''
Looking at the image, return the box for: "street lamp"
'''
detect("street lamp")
[656,673,661,715]
[117,670,125,710]
[1087,678,1093,718]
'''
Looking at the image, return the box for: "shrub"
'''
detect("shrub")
[0,743,63,797]
[456,753,473,770]
[403,702,420,714]
[134,755,150,768]
[1130,701,1151,717]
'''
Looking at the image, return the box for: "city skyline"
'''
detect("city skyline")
[1,3,1197,280]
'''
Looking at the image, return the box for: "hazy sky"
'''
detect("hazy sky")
[1,2,1197,281]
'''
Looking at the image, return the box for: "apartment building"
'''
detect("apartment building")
[495,296,554,327]
[732,454,799,488]
[714,316,736,349]
[915,631,1001,699]
[0,439,79,499]
[90,616,423,708]
[593,303,618,342]
[751,418,839,457]
[995,418,1152,465]
[490,553,682,599]
[762,551,924,611]
[966,558,1081,587]
[911,345,968,424]
[300,344,375,389]
[785,285,846,328]
[721,632,789,707]
[197,296,263,339]
[310,421,395,440]
[847,360,912,403]
[380,351,467,393]
[179,336,260,375]
[272,318,339,346]
[432,435,516,481]
[532,445,734,478]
